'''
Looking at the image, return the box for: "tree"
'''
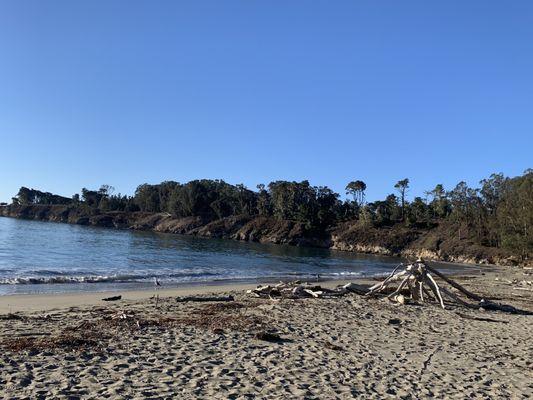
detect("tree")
[158,181,179,213]
[134,184,161,213]
[256,184,271,216]
[345,180,367,207]
[394,178,410,221]
[268,180,341,230]
[14,187,71,205]
[81,188,103,208]
[407,197,429,226]
[426,184,449,219]
[98,185,115,197]
[495,170,533,257]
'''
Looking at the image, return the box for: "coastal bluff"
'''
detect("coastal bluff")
[1,204,528,267]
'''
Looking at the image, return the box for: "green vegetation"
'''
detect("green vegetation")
[10,170,533,258]
[11,187,72,206]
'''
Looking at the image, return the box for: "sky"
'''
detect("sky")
[0,1,532,203]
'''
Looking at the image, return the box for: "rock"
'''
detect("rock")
[395,294,406,305]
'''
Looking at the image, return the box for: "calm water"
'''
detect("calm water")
[0,217,466,295]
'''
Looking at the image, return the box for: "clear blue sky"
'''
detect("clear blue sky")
[1,1,532,203]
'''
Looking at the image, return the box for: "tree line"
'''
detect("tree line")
[11,169,533,256]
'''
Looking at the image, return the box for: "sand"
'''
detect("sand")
[0,266,532,399]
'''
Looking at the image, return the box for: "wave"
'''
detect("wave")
[327,271,388,277]
[0,269,388,286]
[0,271,220,285]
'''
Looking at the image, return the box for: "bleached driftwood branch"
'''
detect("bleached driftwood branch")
[246,281,366,300]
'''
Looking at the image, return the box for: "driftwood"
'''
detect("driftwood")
[247,281,365,299]
[366,259,531,314]
[245,260,529,315]
[366,260,489,309]
[0,313,23,320]
[102,295,122,302]
[477,299,530,314]
[176,295,235,303]
[366,260,488,309]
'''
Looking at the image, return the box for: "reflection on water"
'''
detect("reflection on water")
[0,217,466,295]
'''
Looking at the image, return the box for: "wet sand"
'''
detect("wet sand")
[1,266,532,399]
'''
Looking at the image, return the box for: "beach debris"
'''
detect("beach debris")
[245,262,529,315]
[342,282,367,295]
[366,259,531,314]
[3,332,101,353]
[254,331,283,343]
[323,341,344,351]
[2,299,270,354]
[0,313,24,320]
[387,318,402,325]
[477,299,529,314]
[366,259,483,309]
[102,295,122,302]
[174,302,268,334]
[246,281,359,299]
[15,332,52,337]
[394,294,407,305]
[111,311,133,320]
[176,295,235,303]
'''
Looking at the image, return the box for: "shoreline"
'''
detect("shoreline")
[0,261,495,313]
[0,260,491,313]
[0,278,364,314]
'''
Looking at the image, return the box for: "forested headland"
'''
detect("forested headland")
[2,170,532,266]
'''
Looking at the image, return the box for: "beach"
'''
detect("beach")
[1,265,532,399]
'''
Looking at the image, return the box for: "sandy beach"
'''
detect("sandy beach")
[1,265,532,399]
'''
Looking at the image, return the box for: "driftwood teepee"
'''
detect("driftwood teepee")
[366,259,484,309]
[246,259,526,314]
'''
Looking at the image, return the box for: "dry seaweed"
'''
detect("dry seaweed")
[1,300,270,353]
[3,332,102,353]
[174,301,265,332]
